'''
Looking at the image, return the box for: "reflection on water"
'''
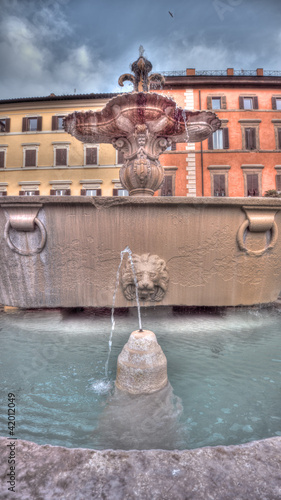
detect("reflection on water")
[0,307,280,450]
[93,383,184,450]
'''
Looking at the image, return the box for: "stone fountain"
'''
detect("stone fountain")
[1,49,281,498]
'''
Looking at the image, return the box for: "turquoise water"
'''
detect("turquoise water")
[0,307,280,450]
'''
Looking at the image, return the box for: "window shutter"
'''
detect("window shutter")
[113,189,119,196]
[276,174,281,191]
[117,150,124,164]
[239,96,244,109]
[245,128,256,150]
[22,118,28,132]
[161,175,173,196]
[86,147,97,165]
[171,142,176,151]
[66,189,71,195]
[25,149,36,167]
[247,174,259,196]
[208,133,213,150]
[56,148,67,165]
[80,189,86,195]
[213,174,226,196]
[34,190,40,195]
[221,96,227,109]
[52,116,58,130]
[0,151,4,168]
[5,118,10,132]
[272,97,277,110]
[19,190,25,195]
[0,191,7,196]
[207,96,212,110]
[250,128,256,149]
[96,189,102,196]
[50,189,56,195]
[253,96,259,109]
[223,128,229,149]
[37,116,42,131]
[277,128,281,149]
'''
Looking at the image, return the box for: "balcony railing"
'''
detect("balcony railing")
[160,70,281,77]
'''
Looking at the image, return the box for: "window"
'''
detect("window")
[272,97,281,110]
[80,179,103,195]
[52,116,65,131]
[161,175,174,196]
[207,95,226,110]
[208,165,230,197]
[24,149,37,167]
[50,189,71,196]
[0,183,8,196]
[245,128,257,150]
[242,165,263,197]
[113,188,129,196]
[19,181,40,195]
[213,174,226,196]
[85,147,98,165]
[212,97,221,110]
[276,128,281,149]
[22,117,42,132]
[0,147,7,168]
[50,180,72,194]
[81,188,102,196]
[239,96,259,110]
[55,148,67,166]
[19,190,39,196]
[0,118,10,133]
[276,174,281,192]
[166,142,177,151]
[208,128,229,150]
[246,174,259,196]
[0,151,4,168]
[117,150,124,164]
[240,120,260,150]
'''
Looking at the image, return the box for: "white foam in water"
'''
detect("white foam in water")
[90,379,113,395]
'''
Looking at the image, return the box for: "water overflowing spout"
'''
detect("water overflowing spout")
[105,246,142,377]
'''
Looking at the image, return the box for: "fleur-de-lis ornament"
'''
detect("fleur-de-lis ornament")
[118,46,165,92]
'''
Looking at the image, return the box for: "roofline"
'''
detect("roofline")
[164,75,281,88]
[0,92,119,105]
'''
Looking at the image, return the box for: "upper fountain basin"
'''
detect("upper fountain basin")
[64,92,221,144]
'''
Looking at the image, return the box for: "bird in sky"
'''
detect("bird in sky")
[169,11,174,17]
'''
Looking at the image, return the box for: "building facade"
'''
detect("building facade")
[1,68,281,197]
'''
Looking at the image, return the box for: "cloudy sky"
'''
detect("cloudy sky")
[0,0,281,99]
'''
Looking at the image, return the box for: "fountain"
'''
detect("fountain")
[0,50,281,498]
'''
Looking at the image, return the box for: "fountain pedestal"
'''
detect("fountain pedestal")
[116,329,168,394]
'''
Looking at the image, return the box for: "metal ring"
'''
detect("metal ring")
[4,217,47,256]
[237,219,278,257]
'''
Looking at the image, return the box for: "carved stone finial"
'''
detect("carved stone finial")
[118,49,165,92]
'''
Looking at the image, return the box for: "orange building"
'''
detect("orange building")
[159,68,281,197]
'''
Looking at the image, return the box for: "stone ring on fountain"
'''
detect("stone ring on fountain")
[237,219,278,257]
[4,217,47,256]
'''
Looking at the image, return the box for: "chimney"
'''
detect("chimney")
[256,68,263,76]
[227,68,234,76]
[186,69,196,76]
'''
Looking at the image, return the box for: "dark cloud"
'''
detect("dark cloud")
[0,0,280,98]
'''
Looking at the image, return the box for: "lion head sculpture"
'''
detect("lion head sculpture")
[121,253,169,302]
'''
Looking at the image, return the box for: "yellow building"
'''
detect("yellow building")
[0,92,129,196]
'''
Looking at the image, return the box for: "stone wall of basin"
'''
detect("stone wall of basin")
[1,197,281,308]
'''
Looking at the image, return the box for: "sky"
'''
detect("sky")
[0,0,281,99]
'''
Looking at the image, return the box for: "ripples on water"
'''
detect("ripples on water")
[0,307,280,450]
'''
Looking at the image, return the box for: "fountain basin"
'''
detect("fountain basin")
[1,196,281,308]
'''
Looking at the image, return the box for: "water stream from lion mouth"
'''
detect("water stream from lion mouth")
[0,306,281,450]
[104,246,142,378]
